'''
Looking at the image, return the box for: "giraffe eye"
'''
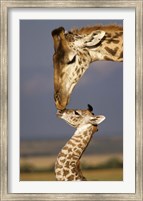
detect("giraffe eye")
[75,111,80,115]
[67,55,76,65]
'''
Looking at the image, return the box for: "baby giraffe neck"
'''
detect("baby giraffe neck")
[55,124,97,181]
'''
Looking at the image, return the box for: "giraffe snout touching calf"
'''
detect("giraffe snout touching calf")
[55,104,105,181]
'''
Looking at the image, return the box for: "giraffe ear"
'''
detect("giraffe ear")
[90,115,106,125]
[82,30,105,47]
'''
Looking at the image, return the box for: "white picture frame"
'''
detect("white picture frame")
[0,1,142,200]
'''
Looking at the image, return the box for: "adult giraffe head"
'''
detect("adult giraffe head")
[52,25,123,110]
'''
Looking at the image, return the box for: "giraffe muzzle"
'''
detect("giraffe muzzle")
[54,91,70,110]
[56,109,66,117]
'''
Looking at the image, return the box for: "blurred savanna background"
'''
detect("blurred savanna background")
[20,137,123,181]
[20,19,123,181]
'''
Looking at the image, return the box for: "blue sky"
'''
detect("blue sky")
[20,20,123,140]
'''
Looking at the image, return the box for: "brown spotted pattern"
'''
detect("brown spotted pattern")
[55,106,105,181]
[52,25,123,110]
[55,124,97,181]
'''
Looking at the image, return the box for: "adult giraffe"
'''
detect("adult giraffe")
[52,25,123,110]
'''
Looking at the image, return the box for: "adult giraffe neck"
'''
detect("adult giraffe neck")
[88,30,123,62]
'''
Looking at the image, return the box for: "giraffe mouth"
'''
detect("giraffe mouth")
[56,109,66,117]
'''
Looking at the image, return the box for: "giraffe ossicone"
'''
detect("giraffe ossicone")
[55,104,105,181]
[52,25,123,110]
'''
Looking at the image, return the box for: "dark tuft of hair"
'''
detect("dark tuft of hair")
[87,104,93,112]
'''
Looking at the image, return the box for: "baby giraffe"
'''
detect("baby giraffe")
[55,104,105,181]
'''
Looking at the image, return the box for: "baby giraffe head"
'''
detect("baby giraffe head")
[57,104,105,129]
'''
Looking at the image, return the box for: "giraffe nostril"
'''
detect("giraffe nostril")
[54,92,59,101]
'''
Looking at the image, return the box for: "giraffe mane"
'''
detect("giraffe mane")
[71,24,123,34]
